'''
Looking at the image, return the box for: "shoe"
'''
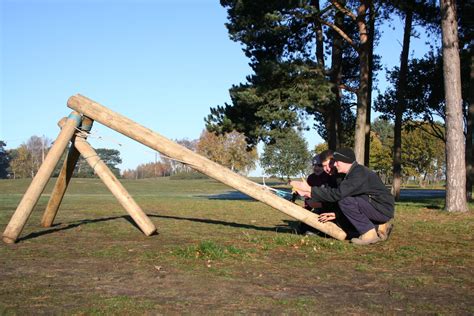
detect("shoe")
[377,221,394,241]
[351,229,381,245]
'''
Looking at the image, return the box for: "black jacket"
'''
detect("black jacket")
[310,162,395,218]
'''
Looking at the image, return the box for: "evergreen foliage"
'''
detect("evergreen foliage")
[0,141,10,178]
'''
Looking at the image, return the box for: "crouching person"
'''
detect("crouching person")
[292,147,394,245]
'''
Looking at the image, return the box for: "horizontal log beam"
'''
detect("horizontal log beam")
[67,94,347,240]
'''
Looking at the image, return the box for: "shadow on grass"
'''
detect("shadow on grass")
[17,213,296,242]
[148,214,296,233]
[18,215,146,242]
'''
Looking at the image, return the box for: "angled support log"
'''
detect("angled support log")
[41,116,94,227]
[2,112,82,244]
[68,94,347,240]
[73,137,157,236]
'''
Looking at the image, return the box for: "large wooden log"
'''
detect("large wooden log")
[74,137,157,236]
[2,112,82,244]
[68,94,347,240]
[41,117,94,227]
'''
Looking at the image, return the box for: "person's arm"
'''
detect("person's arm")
[290,180,312,198]
[312,166,368,202]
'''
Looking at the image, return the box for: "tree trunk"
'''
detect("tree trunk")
[440,0,468,212]
[313,0,325,68]
[364,2,376,167]
[353,0,371,163]
[327,6,344,150]
[392,3,413,200]
[466,52,474,201]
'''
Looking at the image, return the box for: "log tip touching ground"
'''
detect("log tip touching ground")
[2,236,16,244]
[145,228,158,236]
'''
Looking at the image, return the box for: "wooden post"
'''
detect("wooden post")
[41,116,94,227]
[73,137,157,236]
[68,94,347,240]
[2,112,82,244]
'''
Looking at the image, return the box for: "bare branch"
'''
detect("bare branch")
[317,18,356,48]
[329,0,356,21]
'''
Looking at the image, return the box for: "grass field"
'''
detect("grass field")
[0,177,473,314]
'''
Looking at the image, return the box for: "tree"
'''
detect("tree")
[260,129,311,180]
[0,141,10,178]
[162,138,198,174]
[123,160,172,179]
[402,122,445,186]
[370,118,393,182]
[440,0,467,212]
[75,148,122,178]
[7,135,53,178]
[224,131,258,174]
[196,130,257,175]
[26,135,52,176]
[9,145,31,179]
[207,1,380,160]
[391,0,414,200]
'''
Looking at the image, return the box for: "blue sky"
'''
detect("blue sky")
[0,0,435,175]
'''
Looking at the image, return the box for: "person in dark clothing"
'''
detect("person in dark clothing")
[300,150,358,238]
[297,153,337,235]
[292,148,394,245]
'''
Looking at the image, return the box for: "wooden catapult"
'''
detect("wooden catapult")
[2,95,347,244]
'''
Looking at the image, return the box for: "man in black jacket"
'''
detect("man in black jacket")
[292,148,394,245]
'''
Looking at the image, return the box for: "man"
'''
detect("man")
[297,152,338,235]
[292,147,394,245]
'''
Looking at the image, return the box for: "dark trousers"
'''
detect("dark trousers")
[299,202,358,239]
[338,195,391,235]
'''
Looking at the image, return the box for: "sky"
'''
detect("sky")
[0,0,435,175]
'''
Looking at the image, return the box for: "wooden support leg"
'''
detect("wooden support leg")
[73,137,157,236]
[68,95,347,240]
[41,117,94,227]
[2,112,82,244]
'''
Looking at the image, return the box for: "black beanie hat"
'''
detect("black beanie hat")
[312,154,322,166]
[333,148,356,163]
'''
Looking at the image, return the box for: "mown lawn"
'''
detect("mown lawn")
[0,177,473,314]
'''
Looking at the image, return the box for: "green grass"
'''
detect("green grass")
[173,240,247,260]
[0,177,473,314]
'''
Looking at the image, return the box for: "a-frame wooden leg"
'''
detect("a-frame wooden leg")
[2,112,82,244]
[41,117,94,227]
[74,137,157,236]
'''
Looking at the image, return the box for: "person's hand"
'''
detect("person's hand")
[318,212,336,223]
[290,180,311,198]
